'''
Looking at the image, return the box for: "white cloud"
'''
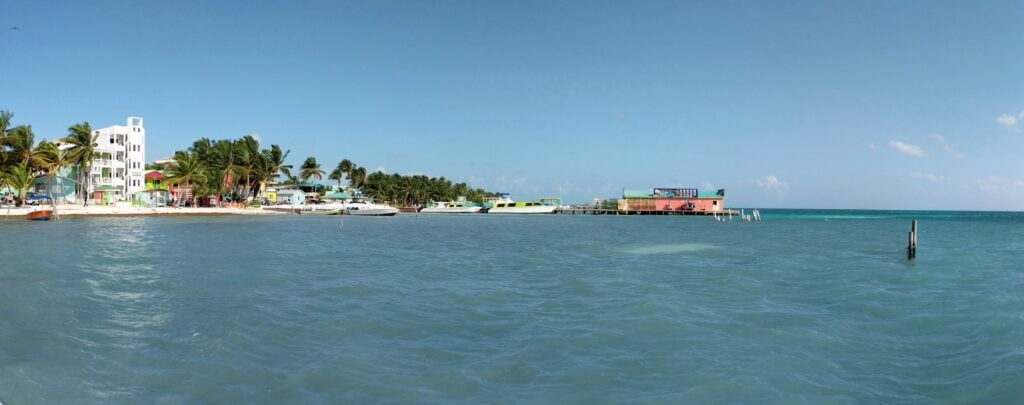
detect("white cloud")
[700,181,716,191]
[887,140,925,157]
[374,166,387,174]
[492,176,527,190]
[910,172,945,182]
[976,176,1024,194]
[930,134,964,159]
[867,143,877,150]
[749,175,790,196]
[997,111,1024,131]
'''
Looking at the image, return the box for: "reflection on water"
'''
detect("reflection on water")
[620,243,720,255]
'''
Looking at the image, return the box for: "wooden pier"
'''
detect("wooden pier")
[554,207,740,216]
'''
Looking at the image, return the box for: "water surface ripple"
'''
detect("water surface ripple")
[2,211,1023,402]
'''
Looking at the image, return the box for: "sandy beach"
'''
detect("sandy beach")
[1,205,285,218]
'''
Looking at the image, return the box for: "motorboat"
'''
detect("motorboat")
[419,200,483,214]
[343,200,399,216]
[27,209,54,221]
[485,195,558,214]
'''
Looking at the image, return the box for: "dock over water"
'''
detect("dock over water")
[554,207,740,216]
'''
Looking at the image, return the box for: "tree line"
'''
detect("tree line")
[0,110,496,207]
[286,156,497,206]
[0,110,98,206]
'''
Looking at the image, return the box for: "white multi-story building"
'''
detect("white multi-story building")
[86,117,146,201]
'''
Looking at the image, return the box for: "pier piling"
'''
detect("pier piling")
[907,220,917,260]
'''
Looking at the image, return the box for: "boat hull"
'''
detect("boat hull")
[486,206,557,214]
[27,210,54,221]
[419,206,483,214]
[345,207,399,216]
[301,209,341,216]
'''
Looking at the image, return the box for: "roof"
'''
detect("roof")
[698,189,726,198]
[623,189,654,198]
[277,189,304,195]
[145,171,167,179]
[94,186,120,191]
[322,192,352,199]
[298,183,328,188]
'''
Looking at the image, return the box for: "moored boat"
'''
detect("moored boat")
[419,200,483,214]
[343,200,399,216]
[486,195,557,214]
[27,209,54,221]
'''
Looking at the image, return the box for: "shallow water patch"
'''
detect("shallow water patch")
[620,243,721,255]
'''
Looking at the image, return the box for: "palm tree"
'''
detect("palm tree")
[235,135,261,199]
[167,151,206,207]
[4,162,34,206]
[338,159,353,183]
[328,167,344,187]
[261,144,291,185]
[350,166,367,189]
[299,157,324,183]
[209,139,238,205]
[0,110,12,151]
[6,125,44,168]
[65,122,97,204]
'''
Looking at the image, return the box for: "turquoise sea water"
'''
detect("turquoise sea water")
[2,210,1024,402]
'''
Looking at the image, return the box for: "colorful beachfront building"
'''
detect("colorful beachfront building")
[276,189,306,205]
[619,187,726,213]
[144,171,169,190]
[30,166,79,202]
[133,170,170,207]
[56,117,146,203]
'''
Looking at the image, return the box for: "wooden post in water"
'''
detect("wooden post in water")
[907,220,917,260]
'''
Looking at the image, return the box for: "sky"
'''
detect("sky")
[2,0,1023,209]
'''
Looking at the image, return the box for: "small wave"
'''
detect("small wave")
[766,214,888,220]
[621,243,720,255]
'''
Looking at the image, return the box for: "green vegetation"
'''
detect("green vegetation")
[1,109,496,207]
[166,136,292,205]
[360,171,494,207]
[1,111,92,206]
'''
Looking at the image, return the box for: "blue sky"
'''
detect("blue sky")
[3,0,1023,209]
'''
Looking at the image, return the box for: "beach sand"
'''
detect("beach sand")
[1,205,286,218]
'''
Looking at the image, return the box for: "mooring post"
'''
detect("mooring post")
[907,220,917,260]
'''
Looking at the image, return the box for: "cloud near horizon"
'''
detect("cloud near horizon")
[976,176,1024,194]
[749,175,790,197]
[887,140,925,157]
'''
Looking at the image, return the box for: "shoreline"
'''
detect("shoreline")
[0,206,285,218]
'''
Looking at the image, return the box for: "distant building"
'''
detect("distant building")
[620,187,726,213]
[321,192,353,202]
[58,117,146,202]
[276,189,306,205]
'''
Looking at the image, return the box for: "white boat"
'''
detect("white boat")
[485,196,557,214]
[342,200,399,216]
[419,200,483,214]
[300,203,343,215]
